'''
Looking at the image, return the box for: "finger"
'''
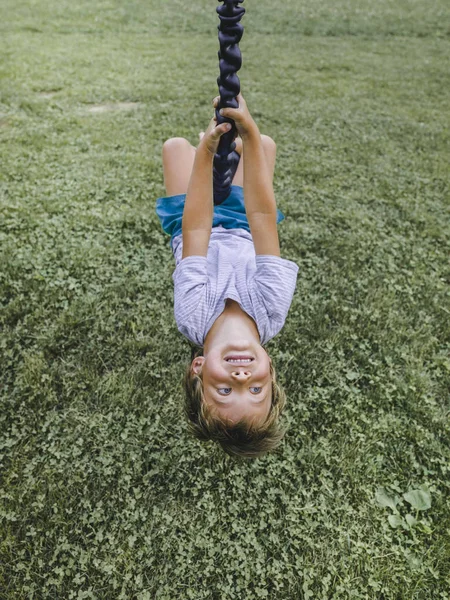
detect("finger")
[212,123,231,139]
[213,96,220,107]
[237,93,247,108]
[219,107,238,119]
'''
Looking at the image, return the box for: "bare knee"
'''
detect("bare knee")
[261,134,276,152]
[162,137,190,156]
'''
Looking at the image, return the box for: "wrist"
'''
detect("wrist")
[196,142,215,160]
[241,120,259,142]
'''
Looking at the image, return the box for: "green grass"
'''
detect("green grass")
[1,0,449,598]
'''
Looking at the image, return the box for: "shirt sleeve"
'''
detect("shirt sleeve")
[172,256,209,346]
[250,255,299,341]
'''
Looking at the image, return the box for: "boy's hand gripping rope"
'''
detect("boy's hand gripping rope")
[213,0,245,205]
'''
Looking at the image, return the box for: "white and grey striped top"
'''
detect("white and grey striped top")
[171,226,299,347]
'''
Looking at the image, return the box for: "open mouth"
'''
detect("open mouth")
[224,356,254,364]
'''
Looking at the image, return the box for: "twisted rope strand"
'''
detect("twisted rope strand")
[213,0,245,205]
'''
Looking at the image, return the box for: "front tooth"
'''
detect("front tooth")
[227,359,251,363]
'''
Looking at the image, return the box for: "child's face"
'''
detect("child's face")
[191,343,272,426]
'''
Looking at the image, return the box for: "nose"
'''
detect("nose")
[231,369,251,380]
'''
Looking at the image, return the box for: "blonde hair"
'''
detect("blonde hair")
[182,346,287,459]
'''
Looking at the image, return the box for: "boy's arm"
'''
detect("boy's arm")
[181,146,214,260]
[242,123,281,257]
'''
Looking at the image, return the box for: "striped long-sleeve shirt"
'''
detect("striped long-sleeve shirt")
[171,226,299,347]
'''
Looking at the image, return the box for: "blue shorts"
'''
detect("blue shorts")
[155,185,285,242]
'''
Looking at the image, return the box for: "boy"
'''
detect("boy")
[156,93,299,458]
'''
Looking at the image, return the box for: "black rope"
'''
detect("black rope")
[213,0,245,205]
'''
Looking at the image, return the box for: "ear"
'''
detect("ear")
[191,356,206,375]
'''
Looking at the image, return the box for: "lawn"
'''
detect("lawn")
[0,0,449,598]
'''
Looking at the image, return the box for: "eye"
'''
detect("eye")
[216,387,263,396]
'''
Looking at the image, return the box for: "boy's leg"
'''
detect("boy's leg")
[260,135,277,186]
[162,138,196,196]
[229,134,276,187]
